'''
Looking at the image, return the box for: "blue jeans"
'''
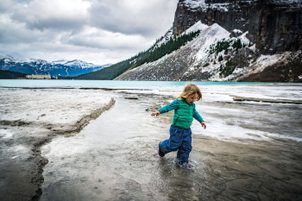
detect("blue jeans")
[159,125,192,163]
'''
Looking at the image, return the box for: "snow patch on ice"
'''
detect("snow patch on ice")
[7,144,31,159]
[0,129,14,139]
[0,88,113,126]
[192,120,271,141]
[42,135,90,157]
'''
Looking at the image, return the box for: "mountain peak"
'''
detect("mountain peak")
[69,0,302,82]
[0,56,103,77]
[64,60,96,68]
[113,1,302,82]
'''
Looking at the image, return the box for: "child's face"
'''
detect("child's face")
[185,93,199,104]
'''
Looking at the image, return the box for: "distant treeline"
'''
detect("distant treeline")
[0,70,26,79]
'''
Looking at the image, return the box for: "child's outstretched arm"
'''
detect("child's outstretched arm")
[193,106,206,129]
[151,99,179,116]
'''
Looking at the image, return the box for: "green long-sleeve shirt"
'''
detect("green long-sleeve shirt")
[159,98,204,128]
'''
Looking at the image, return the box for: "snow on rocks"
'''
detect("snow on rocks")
[238,52,292,78]
[152,28,174,49]
[182,21,209,35]
[183,0,230,12]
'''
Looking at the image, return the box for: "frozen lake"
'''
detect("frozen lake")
[0,80,302,201]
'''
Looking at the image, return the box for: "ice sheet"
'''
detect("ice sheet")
[0,88,113,125]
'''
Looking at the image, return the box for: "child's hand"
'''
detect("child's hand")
[201,122,206,129]
[151,111,160,116]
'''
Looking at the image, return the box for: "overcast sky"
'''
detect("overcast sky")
[0,0,178,65]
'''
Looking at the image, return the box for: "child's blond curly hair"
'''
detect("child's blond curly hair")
[179,84,202,101]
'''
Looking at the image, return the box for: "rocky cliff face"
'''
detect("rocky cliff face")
[116,21,302,82]
[173,0,302,54]
[116,0,302,82]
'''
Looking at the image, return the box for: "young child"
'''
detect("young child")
[151,84,206,167]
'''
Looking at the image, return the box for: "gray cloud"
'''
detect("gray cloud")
[65,27,153,51]
[89,0,177,37]
[0,0,178,64]
[10,0,90,31]
[0,15,47,43]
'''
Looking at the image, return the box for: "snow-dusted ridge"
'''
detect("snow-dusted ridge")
[151,28,174,50]
[117,19,301,82]
[53,59,98,69]
[0,56,104,77]
[182,21,209,35]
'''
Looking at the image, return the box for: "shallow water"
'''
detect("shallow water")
[0,79,264,89]
[0,88,114,201]
[1,81,302,201]
[41,92,302,201]
[41,94,168,200]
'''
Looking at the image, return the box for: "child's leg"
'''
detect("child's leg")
[176,128,192,163]
[159,125,183,155]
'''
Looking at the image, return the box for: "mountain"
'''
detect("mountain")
[173,0,302,54]
[76,29,200,80]
[117,21,302,81]
[0,57,103,78]
[78,0,302,82]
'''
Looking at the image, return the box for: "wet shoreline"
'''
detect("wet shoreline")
[1,87,302,201]
[191,136,302,201]
[31,98,116,201]
[0,89,116,201]
[41,92,302,201]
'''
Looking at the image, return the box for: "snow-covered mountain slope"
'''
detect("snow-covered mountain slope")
[116,21,302,82]
[151,28,174,50]
[112,0,302,82]
[175,0,302,54]
[0,57,103,77]
[52,59,97,69]
[237,51,302,82]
